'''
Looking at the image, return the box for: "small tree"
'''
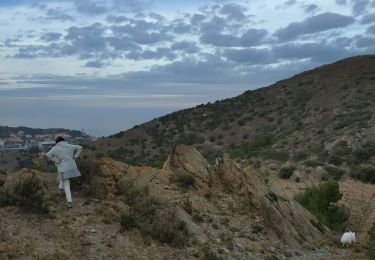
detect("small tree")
[295,180,349,232]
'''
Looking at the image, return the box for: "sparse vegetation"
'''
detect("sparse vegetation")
[192,212,204,223]
[350,167,375,184]
[323,165,345,181]
[231,134,275,159]
[367,223,375,258]
[295,180,349,232]
[260,149,289,161]
[0,175,50,214]
[278,165,296,179]
[0,188,15,207]
[119,181,188,246]
[351,142,375,164]
[202,247,221,260]
[303,160,324,167]
[120,212,137,230]
[169,171,196,188]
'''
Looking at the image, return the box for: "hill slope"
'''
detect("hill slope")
[0,146,367,259]
[90,55,375,169]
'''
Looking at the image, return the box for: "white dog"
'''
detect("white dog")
[340,231,356,246]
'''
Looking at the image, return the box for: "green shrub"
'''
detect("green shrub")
[203,150,222,165]
[328,141,353,165]
[203,247,221,260]
[328,155,345,166]
[120,212,137,230]
[192,212,204,223]
[351,142,375,164]
[169,171,196,188]
[367,223,375,258]
[278,165,296,179]
[295,180,349,232]
[350,167,375,184]
[177,133,205,145]
[0,188,15,207]
[120,181,188,246]
[303,160,324,167]
[292,150,309,162]
[369,224,375,243]
[234,134,275,158]
[12,175,49,214]
[324,166,345,180]
[260,149,289,161]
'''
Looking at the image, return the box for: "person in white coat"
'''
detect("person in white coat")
[46,136,82,208]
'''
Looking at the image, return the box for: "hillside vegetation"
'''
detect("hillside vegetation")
[90,55,375,182]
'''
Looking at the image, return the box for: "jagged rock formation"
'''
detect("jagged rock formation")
[166,145,327,249]
[90,144,326,253]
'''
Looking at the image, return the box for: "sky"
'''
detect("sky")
[0,0,374,136]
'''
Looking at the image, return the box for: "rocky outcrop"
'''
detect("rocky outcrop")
[162,145,327,249]
[88,145,327,251]
[163,144,210,184]
[88,157,128,199]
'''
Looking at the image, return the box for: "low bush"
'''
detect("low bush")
[233,134,275,158]
[328,141,353,166]
[351,142,375,164]
[350,167,375,184]
[260,149,289,161]
[192,212,204,223]
[169,171,196,188]
[0,188,15,207]
[367,223,375,258]
[202,247,221,260]
[203,150,222,165]
[324,166,345,180]
[120,181,188,246]
[12,175,49,214]
[278,165,296,179]
[295,180,349,232]
[120,212,137,230]
[303,160,324,167]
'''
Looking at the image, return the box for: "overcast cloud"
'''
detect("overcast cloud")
[0,0,374,135]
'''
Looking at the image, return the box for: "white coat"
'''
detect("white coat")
[46,141,82,180]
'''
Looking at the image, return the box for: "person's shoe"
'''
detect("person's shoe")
[67,202,72,208]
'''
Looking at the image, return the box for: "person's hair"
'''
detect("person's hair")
[55,136,65,143]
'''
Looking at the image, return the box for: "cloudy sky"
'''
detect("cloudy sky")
[0,0,374,136]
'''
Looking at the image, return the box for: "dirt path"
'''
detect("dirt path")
[340,180,375,244]
[356,193,375,243]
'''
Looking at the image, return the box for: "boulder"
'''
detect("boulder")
[89,157,128,199]
[163,145,211,193]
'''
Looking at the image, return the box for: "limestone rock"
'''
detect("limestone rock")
[163,145,210,183]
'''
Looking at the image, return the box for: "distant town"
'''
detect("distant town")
[0,130,94,151]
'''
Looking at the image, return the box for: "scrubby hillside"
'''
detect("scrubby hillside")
[0,146,367,259]
[90,55,375,174]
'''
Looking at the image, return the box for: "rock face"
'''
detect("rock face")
[162,145,327,250]
[163,145,210,183]
[88,157,127,199]
[87,145,327,254]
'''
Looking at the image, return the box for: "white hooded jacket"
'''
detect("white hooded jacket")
[46,141,82,173]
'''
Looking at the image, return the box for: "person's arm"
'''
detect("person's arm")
[46,147,54,159]
[71,144,83,159]
[46,147,61,164]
